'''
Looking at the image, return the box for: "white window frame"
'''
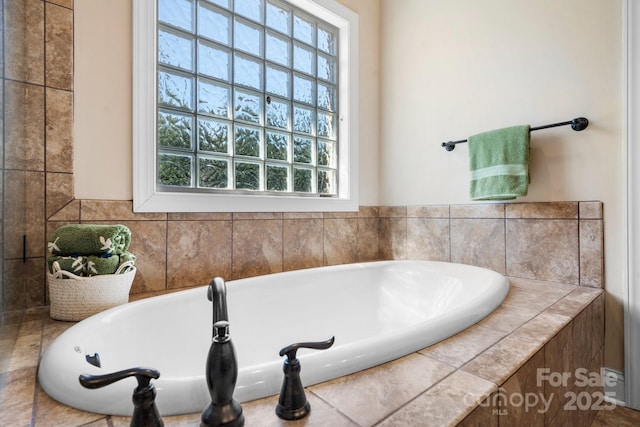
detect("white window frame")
[133,0,359,212]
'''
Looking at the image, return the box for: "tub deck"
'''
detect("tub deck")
[1,275,603,426]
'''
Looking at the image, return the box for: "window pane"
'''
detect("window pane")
[317,82,336,112]
[293,167,312,192]
[318,25,336,55]
[317,139,335,167]
[198,118,229,153]
[266,65,290,98]
[198,41,230,81]
[293,136,312,163]
[159,153,193,186]
[266,131,289,160]
[234,125,261,157]
[293,43,314,75]
[293,105,314,134]
[293,13,315,46]
[293,74,313,104]
[267,164,288,191]
[199,157,228,188]
[318,54,336,83]
[235,0,263,23]
[159,28,194,71]
[266,99,290,129]
[159,0,194,32]
[158,111,193,149]
[266,32,290,67]
[318,169,336,194]
[266,0,291,35]
[158,70,194,111]
[234,89,262,123]
[235,161,261,190]
[198,4,231,45]
[198,79,230,117]
[234,18,263,57]
[234,54,263,90]
[207,0,230,9]
[317,111,336,140]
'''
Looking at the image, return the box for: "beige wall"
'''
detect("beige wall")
[75,0,626,370]
[379,0,624,370]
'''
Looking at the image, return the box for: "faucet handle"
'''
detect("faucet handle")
[279,336,335,363]
[276,336,335,421]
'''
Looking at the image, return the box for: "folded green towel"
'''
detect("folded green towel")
[48,252,136,277]
[468,125,530,200]
[48,224,132,256]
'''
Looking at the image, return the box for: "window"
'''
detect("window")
[133,0,358,212]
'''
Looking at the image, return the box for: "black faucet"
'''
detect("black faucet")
[276,336,335,420]
[207,277,228,327]
[79,367,163,427]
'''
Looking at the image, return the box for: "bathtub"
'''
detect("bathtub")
[38,260,509,416]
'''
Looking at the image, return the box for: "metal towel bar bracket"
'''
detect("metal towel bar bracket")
[441,117,589,152]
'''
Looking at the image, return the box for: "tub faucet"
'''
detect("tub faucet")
[207,277,229,331]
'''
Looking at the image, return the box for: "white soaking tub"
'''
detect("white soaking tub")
[38,260,510,416]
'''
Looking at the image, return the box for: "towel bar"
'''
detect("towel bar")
[441,117,589,151]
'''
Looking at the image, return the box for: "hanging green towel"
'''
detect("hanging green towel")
[48,224,132,256]
[468,125,530,200]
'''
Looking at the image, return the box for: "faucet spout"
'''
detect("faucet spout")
[207,277,229,336]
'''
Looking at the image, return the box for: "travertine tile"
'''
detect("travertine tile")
[81,200,166,221]
[506,219,579,284]
[34,384,105,426]
[356,217,380,262]
[26,171,46,258]
[168,212,232,221]
[282,211,323,220]
[506,202,578,219]
[451,218,505,274]
[233,212,283,220]
[514,311,572,345]
[379,217,406,260]
[476,303,541,334]
[0,367,36,426]
[4,0,45,84]
[419,323,508,368]
[47,200,80,221]
[407,205,449,218]
[45,87,73,172]
[450,203,505,219]
[378,206,406,218]
[283,218,324,271]
[323,210,358,219]
[166,220,232,289]
[46,172,74,219]
[358,205,379,218]
[45,2,73,89]
[543,323,573,425]
[507,276,576,300]
[240,393,358,427]
[579,201,603,219]
[232,219,283,279]
[407,218,450,261]
[25,258,46,308]
[46,0,74,9]
[4,81,45,170]
[462,333,544,386]
[546,287,602,319]
[323,218,358,265]
[459,394,498,426]
[580,219,604,287]
[502,286,569,313]
[499,348,545,426]
[4,170,27,259]
[311,353,455,426]
[379,370,497,427]
[572,306,592,370]
[119,220,168,293]
[592,294,605,358]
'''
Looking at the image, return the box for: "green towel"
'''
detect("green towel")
[48,252,136,276]
[48,224,132,256]
[468,125,530,200]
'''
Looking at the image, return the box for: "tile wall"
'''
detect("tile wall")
[0,0,604,317]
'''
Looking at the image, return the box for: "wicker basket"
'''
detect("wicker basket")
[47,261,136,321]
